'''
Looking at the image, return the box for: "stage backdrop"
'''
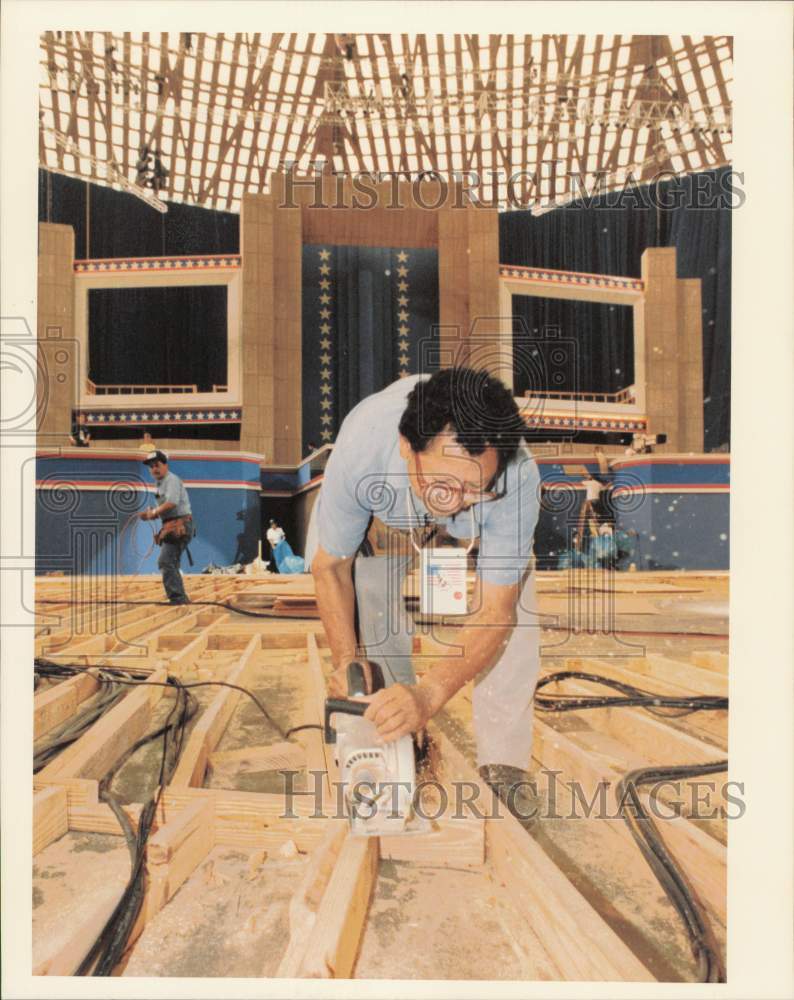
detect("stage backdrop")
[301,245,439,452]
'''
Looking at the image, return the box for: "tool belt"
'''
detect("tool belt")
[155,515,193,546]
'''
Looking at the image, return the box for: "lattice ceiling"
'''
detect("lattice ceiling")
[38,32,733,214]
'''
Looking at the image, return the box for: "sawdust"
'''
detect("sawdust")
[122,846,305,978]
[33,832,130,969]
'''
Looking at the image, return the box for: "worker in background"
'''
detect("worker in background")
[138,430,157,452]
[69,411,91,448]
[140,450,193,604]
[306,368,541,822]
[577,472,604,539]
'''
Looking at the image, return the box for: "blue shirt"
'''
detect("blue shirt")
[156,471,192,519]
[317,375,540,587]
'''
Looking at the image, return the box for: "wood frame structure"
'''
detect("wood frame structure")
[32,571,727,981]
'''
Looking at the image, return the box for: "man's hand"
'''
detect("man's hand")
[362,683,438,742]
[139,508,156,521]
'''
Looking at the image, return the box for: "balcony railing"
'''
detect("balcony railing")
[86,380,229,396]
[523,386,636,404]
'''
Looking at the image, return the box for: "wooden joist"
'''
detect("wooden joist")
[145,798,216,921]
[36,668,167,781]
[296,834,379,978]
[34,671,100,739]
[33,785,69,855]
[169,636,260,787]
[429,719,655,982]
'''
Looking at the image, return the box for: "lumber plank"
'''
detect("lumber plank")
[533,717,727,844]
[303,632,334,804]
[428,719,655,981]
[275,819,349,978]
[380,808,484,867]
[297,834,379,978]
[145,798,216,921]
[169,636,260,787]
[538,672,723,765]
[34,672,100,739]
[638,654,728,699]
[34,885,126,975]
[36,668,167,781]
[208,740,306,774]
[33,785,69,855]
[564,657,727,750]
[689,651,729,675]
[34,776,99,811]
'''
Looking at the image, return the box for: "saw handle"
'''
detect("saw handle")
[324,698,368,744]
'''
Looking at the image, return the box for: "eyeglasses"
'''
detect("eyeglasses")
[413,450,507,507]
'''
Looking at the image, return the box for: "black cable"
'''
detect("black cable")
[616,762,728,983]
[34,658,289,741]
[535,670,728,718]
[284,723,324,738]
[36,597,319,621]
[75,675,197,975]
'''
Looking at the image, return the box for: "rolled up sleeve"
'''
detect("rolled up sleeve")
[315,436,371,559]
[476,455,540,587]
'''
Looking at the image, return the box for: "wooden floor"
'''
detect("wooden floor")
[32,571,728,981]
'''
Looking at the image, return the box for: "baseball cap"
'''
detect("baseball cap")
[143,450,169,466]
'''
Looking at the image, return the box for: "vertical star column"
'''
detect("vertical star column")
[395,250,411,377]
[317,248,335,443]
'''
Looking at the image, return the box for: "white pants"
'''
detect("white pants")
[305,496,541,770]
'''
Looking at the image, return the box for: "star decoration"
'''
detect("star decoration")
[398,295,408,306]
[319,265,330,275]
[319,249,331,260]
[398,339,409,351]
[320,309,331,319]
[397,266,408,277]
[320,399,332,410]
[398,325,409,336]
[321,429,332,441]
[397,251,408,262]
[319,279,331,290]
[397,281,408,292]
[320,353,331,365]
[319,337,331,349]
[320,385,332,396]
[321,414,332,425]
[398,354,410,366]
[398,371,410,379]
[319,294,331,304]
[398,310,409,322]
[319,323,331,334]
[320,368,331,380]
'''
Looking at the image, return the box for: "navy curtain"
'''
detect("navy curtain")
[301,246,439,452]
[87,286,227,390]
[38,169,239,257]
[499,168,732,450]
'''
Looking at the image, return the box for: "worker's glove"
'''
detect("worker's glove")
[362,683,437,742]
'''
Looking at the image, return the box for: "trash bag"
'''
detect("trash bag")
[272,539,305,574]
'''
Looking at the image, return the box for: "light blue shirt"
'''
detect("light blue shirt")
[156,471,192,519]
[317,375,540,587]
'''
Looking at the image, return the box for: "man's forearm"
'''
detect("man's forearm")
[313,563,359,667]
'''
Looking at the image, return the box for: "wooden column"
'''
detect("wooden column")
[240,194,276,460]
[37,223,77,445]
[273,201,303,463]
[640,247,680,451]
[677,277,704,451]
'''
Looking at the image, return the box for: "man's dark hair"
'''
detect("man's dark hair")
[398,367,527,472]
